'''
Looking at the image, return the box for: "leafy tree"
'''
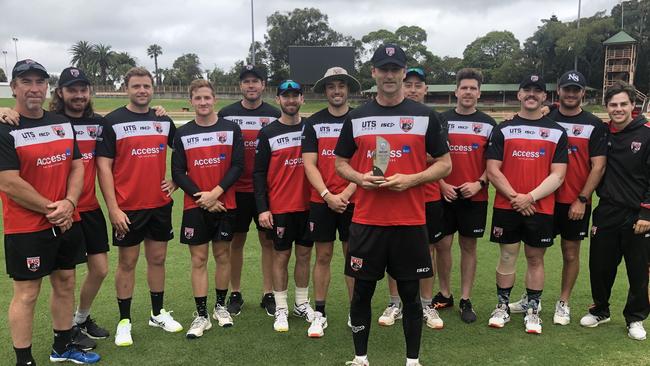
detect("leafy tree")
[69,41,96,80]
[463,31,525,83]
[147,44,163,85]
[172,53,202,84]
[92,43,114,85]
[0,68,6,82]
[109,52,137,83]
[48,74,59,88]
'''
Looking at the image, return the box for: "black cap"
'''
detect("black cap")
[12,59,49,80]
[371,44,407,68]
[58,67,90,87]
[276,79,302,96]
[405,67,426,81]
[519,74,546,91]
[239,64,266,81]
[558,70,586,89]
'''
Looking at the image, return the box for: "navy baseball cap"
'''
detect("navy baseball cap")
[58,67,90,87]
[277,80,302,96]
[371,44,407,68]
[239,64,266,81]
[519,74,546,91]
[12,59,49,80]
[405,67,426,81]
[558,70,586,89]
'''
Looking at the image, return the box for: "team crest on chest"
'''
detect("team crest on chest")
[472,123,483,134]
[572,125,583,136]
[260,117,270,127]
[539,128,550,139]
[51,125,66,137]
[350,256,363,271]
[86,126,97,138]
[184,227,194,239]
[217,132,227,143]
[26,256,40,272]
[153,121,163,134]
[631,141,642,153]
[400,117,414,132]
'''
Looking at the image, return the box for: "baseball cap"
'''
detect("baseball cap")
[558,70,586,89]
[371,44,407,68]
[12,59,49,80]
[239,64,266,81]
[519,74,546,91]
[313,67,361,93]
[277,80,302,96]
[405,67,426,81]
[58,67,90,87]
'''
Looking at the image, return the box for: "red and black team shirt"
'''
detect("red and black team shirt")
[487,116,568,215]
[0,111,82,234]
[171,119,244,211]
[254,119,310,214]
[547,109,608,204]
[69,113,105,212]
[335,99,449,226]
[440,109,496,202]
[95,107,176,211]
[218,101,281,193]
[302,108,354,203]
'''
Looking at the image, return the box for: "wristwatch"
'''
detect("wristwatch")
[478,179,488,188]
[577,195,588,204]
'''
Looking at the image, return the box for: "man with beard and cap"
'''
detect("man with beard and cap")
[218,65,281,317]
[579,81,650,341]
[0,60,100,365]
[302,67,360,337]
[508,71,607,326]
[486,74,568,334]
[335,44,451,366]
[254,80,314,332]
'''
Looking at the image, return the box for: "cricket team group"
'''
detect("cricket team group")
[1,42,649,366]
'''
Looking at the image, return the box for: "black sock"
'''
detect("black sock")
[397,280,422,359]
[151,291,164,316]
[216,289,228,306]
[117,297,132,320]
[526,288,543,311]
[14,345,35,365]
[52,328,72,354]
[497,285,513,305]
[350,279,376,357]
[195,296,208,318]
[315,300,326,317]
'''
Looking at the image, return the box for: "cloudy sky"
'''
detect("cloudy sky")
[0,0,619,75]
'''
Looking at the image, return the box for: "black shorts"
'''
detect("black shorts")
[113,202,174,247]
[5,223,87,281]
[308,202,354,243]
[272,211,313,251]
[442,200,488,238]
[345,223,433,281]
[80,208,109,255]
[490,208,555,248]
[426,200,444,244]
[232,191,268,233]
[180,207,234,245]
[554,202,591,241]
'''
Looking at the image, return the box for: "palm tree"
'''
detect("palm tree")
[69,41,95,73]
[147,44,163,85]
[92,43,114,85]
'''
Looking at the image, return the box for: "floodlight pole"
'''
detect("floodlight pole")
[251,0,256,65]
[2,50,7,74]
[12,37,18,62]
[574,0,581,71]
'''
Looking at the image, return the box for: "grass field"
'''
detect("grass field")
[0,107,647,365]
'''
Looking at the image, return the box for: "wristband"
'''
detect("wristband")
[64,198,76,209]
[478,179,488,188]
[320,189,330,198]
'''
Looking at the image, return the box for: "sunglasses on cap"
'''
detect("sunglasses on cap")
[406,68,425,77]
[277,80,302,95]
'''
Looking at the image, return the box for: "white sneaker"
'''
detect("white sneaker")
[307,311,328,338]
[274,308,289,332]
[423,305,444,329]
[378,303,402,326]
[488,304,511,328]
[579,313,611,328]
[186,313,212,339]
[347,313,352,328]
[114,319,133,347]
[148,309,183,332]
[212,304,234,327]
[524,308,542,334]
[293,302,316,323]
[553,300,570,325]
[345,357,369,366]
[628,321,647,340]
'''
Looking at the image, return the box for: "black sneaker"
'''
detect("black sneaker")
[71,325,96,351]
[459,298,477,323]
[432,292,454,310]
[77,315,110,339]
[227,292,244,316]
[260,293,276,317]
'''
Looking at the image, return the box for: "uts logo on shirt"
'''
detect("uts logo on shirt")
[400,117,414,132]
[52,125,66,138]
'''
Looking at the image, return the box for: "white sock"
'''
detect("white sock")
[74,308,90,325]
[274,290,288,310]
[295,286,309,305]
[406,358,419,366]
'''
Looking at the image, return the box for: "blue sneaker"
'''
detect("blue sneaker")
[49,346,101,364]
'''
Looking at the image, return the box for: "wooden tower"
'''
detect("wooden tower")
[602,30,637,104]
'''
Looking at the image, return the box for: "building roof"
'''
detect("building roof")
[603,30,637,45]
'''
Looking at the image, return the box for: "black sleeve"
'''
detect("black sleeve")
[218,124,244,191]
[167,117,176,148]
[301,121,318,153]
[171,133,201,197]
[95,122,116,158]
[253,130,271,213]
[639,142,650,220]
[486,126,505,161]
[425,111,449,158]
[552,131,569,164]
[334,117,357,158]
[0,129,19,171]
[589,121,609,157]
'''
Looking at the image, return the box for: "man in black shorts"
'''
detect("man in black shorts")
[218,65,281,316]
[302,67,360,336]
[486,74,568,334]
[0,60,100,365]
[335,44,451,366]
